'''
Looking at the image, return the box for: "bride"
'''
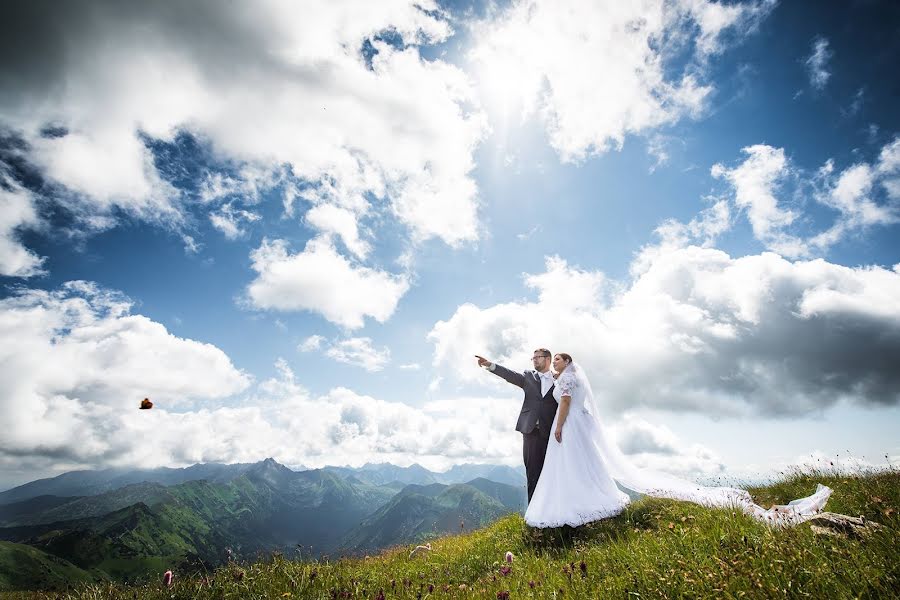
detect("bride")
[524,352,832,528]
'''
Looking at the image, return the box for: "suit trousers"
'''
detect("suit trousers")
[522,428,549,504]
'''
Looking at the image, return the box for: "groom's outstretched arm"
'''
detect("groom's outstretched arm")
[475,355,525,389]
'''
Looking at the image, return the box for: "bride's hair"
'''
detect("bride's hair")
[556,352,573,366]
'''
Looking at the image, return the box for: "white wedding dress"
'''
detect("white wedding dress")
[524,363,833,529]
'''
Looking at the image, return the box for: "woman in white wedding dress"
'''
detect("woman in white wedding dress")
[524,353,833,529]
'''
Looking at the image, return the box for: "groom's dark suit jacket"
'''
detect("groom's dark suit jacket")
[490,364,558,438]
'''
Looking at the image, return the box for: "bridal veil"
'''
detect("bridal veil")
[568,362,832,527]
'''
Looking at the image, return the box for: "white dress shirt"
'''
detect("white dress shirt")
[538,370,554,397]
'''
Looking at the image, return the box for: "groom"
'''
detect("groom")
[476,349,557,504]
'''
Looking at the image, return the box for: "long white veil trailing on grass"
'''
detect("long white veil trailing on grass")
[569,362,832,527]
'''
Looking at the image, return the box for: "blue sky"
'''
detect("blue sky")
[1,0,898,490]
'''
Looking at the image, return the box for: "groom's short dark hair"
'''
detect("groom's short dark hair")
[534,348,551,357]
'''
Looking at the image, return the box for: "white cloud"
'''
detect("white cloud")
[29,130,182,229]
[305,203,371,259]
[712,137,900,257]
[468,0,772,161]
[297,334,326,353]
[875,136,900,201]
[0,181,46,277]
[611,416,726,478]
[0,351,529,477]
[0,281,251,465]
[631,198,730,276]
[0,0,487,254]
[325,337,391,372]
[208,202,261,240]
[646,135,672,173]
[399,363,421,370]
[429,249,900,418]
[198,166,284,205]
[688,0,774,57]
[246,237,410,329]
[805,36,832,91]
[711,144,803,256]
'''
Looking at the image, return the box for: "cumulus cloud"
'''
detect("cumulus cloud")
[0,309,843,484]
[805,36,832,91]
[0,281,251,466]
[305,204,371,259]
[0,181,46,277]
[246,237,410,329]
[711,144,802,255]
[429,249,900,418]
[712,137,900,257]
[0,0,487,259]
[468,0,773,161]
[325,337,391,372]
[631,198,730,276]
[0,352,529,478]
[611,416,726,477]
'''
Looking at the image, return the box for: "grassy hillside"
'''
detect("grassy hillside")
[0,541,96,592]
[1,469,896,598]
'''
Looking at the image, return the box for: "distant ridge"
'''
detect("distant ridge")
[1,460,525,506]
[0,462,257,505]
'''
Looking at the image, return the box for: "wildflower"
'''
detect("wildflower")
[505,551,514,563]
[310,569,318,581]
[162,570,173,588]
[234,570,244,582]
[497,591,510,600]
[428,584,434,593]
[580,561,587,578]
[499,566,511,576]
[375,591,385,600]
[459,584,468,590]
[528,580,536,589]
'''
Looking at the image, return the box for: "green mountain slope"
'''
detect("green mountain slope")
[339,480,522,553]
[0,483,175,527]
[0,541,96,592]
[0,459,403,588]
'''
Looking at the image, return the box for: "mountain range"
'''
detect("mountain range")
[0,459,525,591]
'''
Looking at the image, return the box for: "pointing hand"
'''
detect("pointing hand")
[475,355,491,368]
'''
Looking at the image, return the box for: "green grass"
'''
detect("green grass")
[0,542,95,592]
[2,470,897,599]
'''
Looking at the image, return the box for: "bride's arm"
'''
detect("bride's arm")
[554,395,571,443]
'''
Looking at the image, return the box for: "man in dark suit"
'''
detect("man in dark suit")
[476,349,557,504]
